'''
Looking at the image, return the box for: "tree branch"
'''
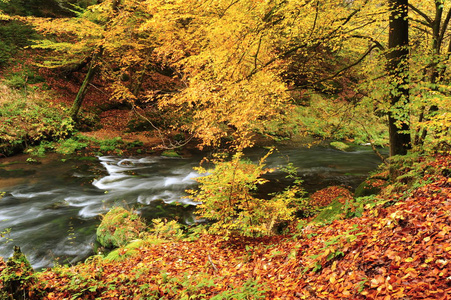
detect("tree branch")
[350,34,385,51]
[408,3,433,26]
[410,17,432,28]
[246,0,370,80]
[288,44,380,90]
[439,8,451,47]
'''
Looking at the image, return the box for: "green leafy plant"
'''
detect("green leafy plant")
[148,218,184,240]
[55,135,89,155]
[98,137,125,154]
[303,225,365,273]
[211,278,267,299]
[0,246,34,299]
[188,150,305,237]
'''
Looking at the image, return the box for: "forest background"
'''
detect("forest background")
[0,0,451,299]
[0,0,448,157]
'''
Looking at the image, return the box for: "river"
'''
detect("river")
[0,145,384,269]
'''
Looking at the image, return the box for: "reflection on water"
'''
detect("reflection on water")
[0,146,385,269]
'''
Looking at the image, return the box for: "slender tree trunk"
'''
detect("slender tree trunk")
[387,0,411,157]
[414,0,444,146]
[70,0,120,121]
[69,48,102,121]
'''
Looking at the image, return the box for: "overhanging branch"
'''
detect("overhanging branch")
[288,43,381,90]
[408,3,433,26]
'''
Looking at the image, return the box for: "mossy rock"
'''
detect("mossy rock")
[96,207,147,249]
[161,150,181,158]
[312,200,345,224]
[330,141,351,152]
[354,179,385,198]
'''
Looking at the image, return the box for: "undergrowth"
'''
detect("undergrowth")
[0,83,74,156]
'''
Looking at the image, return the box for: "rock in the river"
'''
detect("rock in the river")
[330,141,351,152]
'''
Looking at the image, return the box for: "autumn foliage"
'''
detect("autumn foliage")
[0,155,449,299]
[189,150,304,237]
[309,186,353,208]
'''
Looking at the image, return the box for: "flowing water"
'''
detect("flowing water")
[0,145,385,269]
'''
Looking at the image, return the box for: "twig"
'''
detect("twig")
[131,105,194,149]
[207,254,218,273]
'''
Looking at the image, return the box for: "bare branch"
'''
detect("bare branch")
[289,44,381,90]
[408,3,433,26]
[350,34,385,51]
[439,8,451,47]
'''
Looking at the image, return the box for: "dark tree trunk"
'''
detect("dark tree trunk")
[387,0,411,157]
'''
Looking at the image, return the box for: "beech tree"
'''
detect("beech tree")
[387,0,411,156]
[408,0,451,150]
[25,0,449,153]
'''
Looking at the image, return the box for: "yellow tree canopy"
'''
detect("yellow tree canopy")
[27,0,391,150]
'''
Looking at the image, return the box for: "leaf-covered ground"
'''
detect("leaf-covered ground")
[1,155,451,299]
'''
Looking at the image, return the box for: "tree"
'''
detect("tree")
[408,1,451,148]
[29,0,155,120]
[387,0,411,156]
[147,0,389,150]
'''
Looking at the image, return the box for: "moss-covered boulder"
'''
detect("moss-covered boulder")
[161,150,181,158]
[330,141,351,152]
[96,207,147,249]
[354,179,386,198]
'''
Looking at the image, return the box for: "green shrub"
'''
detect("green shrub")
[188,150,305,237]
[55,136,89,155]
[0,85,75,155]
[0,246,34,300]
[98,137,124,154]
[0,41,12,66]
[0,20,37,67]
[4,73,27,89]
[4,68,46,90]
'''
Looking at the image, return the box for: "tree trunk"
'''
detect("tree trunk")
[69,48,102,121]
[387,0,411,157]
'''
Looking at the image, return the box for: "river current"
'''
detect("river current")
[0,146,384,269]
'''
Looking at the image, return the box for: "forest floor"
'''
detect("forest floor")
[41,68,167,149]
[1,154,450,299]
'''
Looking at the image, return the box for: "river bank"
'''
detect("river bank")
[0,144,384,270]
[1,154,449,299]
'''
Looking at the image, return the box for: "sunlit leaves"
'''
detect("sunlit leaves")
[189,150,302,237]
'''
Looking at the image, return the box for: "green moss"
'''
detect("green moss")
[312,200,345,224]
[354,179,383,198]
[330,141,351,152]
[161,150,181,158]
[96,207,147,249]
[104,239,164,262]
